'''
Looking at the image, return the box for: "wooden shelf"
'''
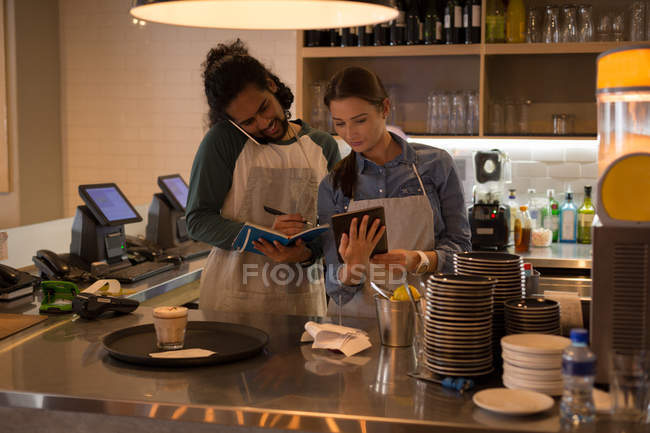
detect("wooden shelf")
[301,44,481,58]
[484,41,644,55]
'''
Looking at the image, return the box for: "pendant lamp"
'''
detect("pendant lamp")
[130,0,398,30]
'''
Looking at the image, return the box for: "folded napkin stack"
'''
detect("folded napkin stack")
[301,321,372,357]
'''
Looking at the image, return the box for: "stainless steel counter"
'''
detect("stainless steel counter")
[509,243,592,270]
[0,307,637,433]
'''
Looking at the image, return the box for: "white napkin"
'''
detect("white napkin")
[149,348,216,358]
[301,321,371,357]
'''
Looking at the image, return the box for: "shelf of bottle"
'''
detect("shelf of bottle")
[484,41,643,55]
[301,44,481,58]
[335,134,598,140]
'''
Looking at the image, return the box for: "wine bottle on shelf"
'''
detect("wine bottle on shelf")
[391,0,407,45]
[329,28,339,46]
[406,0,421,45]
[506,0,526,43]
[304,30,318,47]
[454,0,464,43]
[340,28,351,47]
[444,0,460,44]
[357,25,374,46]
[463,1,471,44]
[470,0,481,43]
[486,0,506,43]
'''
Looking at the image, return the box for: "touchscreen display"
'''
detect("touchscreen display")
[85,187,138,222]
[161,176,188,210]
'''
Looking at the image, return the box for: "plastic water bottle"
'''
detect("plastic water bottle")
[560,328,596,425]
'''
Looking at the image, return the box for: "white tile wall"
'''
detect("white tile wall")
[59,0,297,216]
[411,138,600,207]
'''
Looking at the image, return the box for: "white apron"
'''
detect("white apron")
[327,163,436,318]
[199,129,327,316]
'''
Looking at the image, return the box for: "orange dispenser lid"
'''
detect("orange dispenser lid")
[597,45,650,93]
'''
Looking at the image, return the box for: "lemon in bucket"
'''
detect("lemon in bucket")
[390,284,421,301]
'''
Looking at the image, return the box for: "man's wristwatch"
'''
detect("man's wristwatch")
[414,250,430,274]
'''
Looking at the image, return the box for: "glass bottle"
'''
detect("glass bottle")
[506,0,526,43]
[444,0,460,44]
[506,189,519,245]
[486,0,506,43]
[542,5,560,43]
[406,0,422,45]
[470,0,481,43]
[424,0,442,44]
[577,185,595,244]
[391,0,407,45]
[559,189,577,243]
[515,205,532,253]
[541,189,560,242]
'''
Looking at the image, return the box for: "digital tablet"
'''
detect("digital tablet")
[78,183,143,227]
[331,206,388,261]
[158,174,189,212]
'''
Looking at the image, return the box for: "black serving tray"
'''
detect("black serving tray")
[102,321,269,367]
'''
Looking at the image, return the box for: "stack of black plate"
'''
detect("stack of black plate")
[422,274,496,377]
[504,298,560,335]
[453,252,525,359]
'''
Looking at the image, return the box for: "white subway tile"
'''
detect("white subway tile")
[548,163,581,178]
[581,163,599,178]
[529,178,565,194]
[531,147,565,162]
[565,147,597,163]
[512,161,547,178]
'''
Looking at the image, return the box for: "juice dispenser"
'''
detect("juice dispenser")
[590,45,650,384]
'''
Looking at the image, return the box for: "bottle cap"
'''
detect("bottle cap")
[584,185,592,195]
[520,205,528,211]
[570,328,589,344]
[567,192,573,200]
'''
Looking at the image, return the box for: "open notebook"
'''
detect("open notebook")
[232,223,329,255]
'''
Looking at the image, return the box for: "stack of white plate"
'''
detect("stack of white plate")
[454,252,525,355]
[422,274,496,377]
[500,333,571,396]
[505,298,560,335]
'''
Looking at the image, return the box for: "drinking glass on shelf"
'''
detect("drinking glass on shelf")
[518,99,531,135]
[596,12,613,41]
[577,5,594,42]
[526,7,542,43]
[504,98,517,135]
[426,91,440,134]
[560,5,578,42]
[489,101,504,135]
[630,2,646,41]
[450,92,467,135]
[438,92,451,135]
[542,5,560,43]
[612,10,625,42]
[466,91,479,136]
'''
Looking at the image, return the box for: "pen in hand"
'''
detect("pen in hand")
[264,206,314,227]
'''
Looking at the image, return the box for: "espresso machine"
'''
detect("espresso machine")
[468,150,511,250]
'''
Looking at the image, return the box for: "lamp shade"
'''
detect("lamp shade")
[130,0,399,30]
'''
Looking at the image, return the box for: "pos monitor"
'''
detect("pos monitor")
[79,184,143,226]
[158,174,188,212]
[71,183,142,266]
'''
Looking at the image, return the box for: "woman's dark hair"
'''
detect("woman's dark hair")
[202,39,294,126]
[324,66,389,199]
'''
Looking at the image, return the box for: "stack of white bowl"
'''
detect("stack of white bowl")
[500,333,571,396]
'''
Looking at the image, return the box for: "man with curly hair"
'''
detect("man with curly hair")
[186,39,340,316]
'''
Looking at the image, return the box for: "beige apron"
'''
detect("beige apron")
[327,163,436,318]
[199,132,327,316]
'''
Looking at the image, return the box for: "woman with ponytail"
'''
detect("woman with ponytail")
[317,66,471,317]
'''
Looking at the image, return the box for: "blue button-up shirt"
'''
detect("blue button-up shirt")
[317,133,472,304]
